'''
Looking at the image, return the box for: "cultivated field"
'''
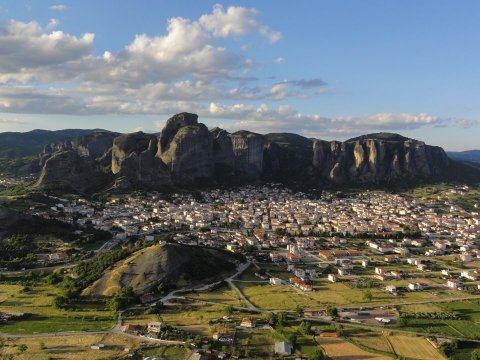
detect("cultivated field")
[387,333,445,360]
[317,336,393,360]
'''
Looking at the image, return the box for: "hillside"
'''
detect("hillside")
[83,243,239,297]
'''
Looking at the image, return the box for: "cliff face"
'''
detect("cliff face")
[230,131,265,178]
[312,135,450,184]
[36,150,110,193]
[33,114,461,194]
[157,113,214,184]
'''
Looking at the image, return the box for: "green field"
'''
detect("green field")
[399,299,480,339]
[0,280,115,334]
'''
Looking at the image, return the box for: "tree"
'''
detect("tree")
[326,305,338,318]
[362,289,373,302]
[224,305,234,316]
[286,333,297,347]
[471,349,480,360]
[299,321,312,335]
[312,348,327,360]
[17,344,28,354]
[397,316,408,327]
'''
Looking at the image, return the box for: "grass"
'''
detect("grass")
[387,333,445,360]
[346,329,393,353]
[236,328,275,356]
[124,302,229,336]
[0,282,115,334]
[236,283,314,310]
[184,285,242,307]
[317,336,393,360]
[141,345,190,359]
[399,299,480,339]
[0,333,144,360]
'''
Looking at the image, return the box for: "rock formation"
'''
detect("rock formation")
[33,113,466,194]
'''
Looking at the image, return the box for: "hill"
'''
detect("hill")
[0,129,103,158]
[447,150,480,163]
[83,243,239,297]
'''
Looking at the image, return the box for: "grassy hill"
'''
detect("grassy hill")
[83,243,239,297]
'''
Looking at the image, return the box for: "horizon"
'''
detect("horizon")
[1,1,480,151]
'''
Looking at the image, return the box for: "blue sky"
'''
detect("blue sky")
[0,1,479,150]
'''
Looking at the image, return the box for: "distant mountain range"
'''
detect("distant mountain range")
[447,150,480,163]
[0,129,102,158]
[0,113,478,194]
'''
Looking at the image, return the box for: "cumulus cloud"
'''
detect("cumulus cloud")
[0,20,94,75]
[49,4,66,11]
[199,4,281,43]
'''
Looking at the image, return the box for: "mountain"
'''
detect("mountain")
[27,112,480,194]
[0,129,103,158]
[447,150,480,163]
[83,243,238,296]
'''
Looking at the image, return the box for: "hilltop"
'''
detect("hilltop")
[83,243,239,297]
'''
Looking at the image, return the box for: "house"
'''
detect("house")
[213,333,233,343]
[361,259,369,268]
[408,283,425,291]
[407,258,422,266]
[418,264,428,272]
[461,253,473,262]
[441,269,450,276]
[390,270,402,279]
[147,322,162,333]
[240,317,254,328]
[461,270,477,281]
[275,341,293,355]
[328,274,337,283]
[299,283,313,292]
[269,277,283,286]
[446,279,463,290]
[338,267,348,276]
[386,285,397,293]
[375,267,385,275]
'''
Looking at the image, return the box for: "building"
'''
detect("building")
[269,277,283,286]
[240,317,254,328]
[408,283,425,291]
[446,279,463,290]
[275,341,293,355]
[328,274,337,283]
[147,322,162,333]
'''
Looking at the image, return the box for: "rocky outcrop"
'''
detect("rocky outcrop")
[312,134,450,184]
[111,132,171,190]
[157,113,214,184]
[230,131,265,178]
[35,150,110,193]
[112,132,157,174]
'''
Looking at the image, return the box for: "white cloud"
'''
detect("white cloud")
[199,4,281,43]
[47,18,59,30]
[0,20,94,76]
[274,57,285,64]
[49,4,66,11]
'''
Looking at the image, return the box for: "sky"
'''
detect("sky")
[0,1,479,150]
